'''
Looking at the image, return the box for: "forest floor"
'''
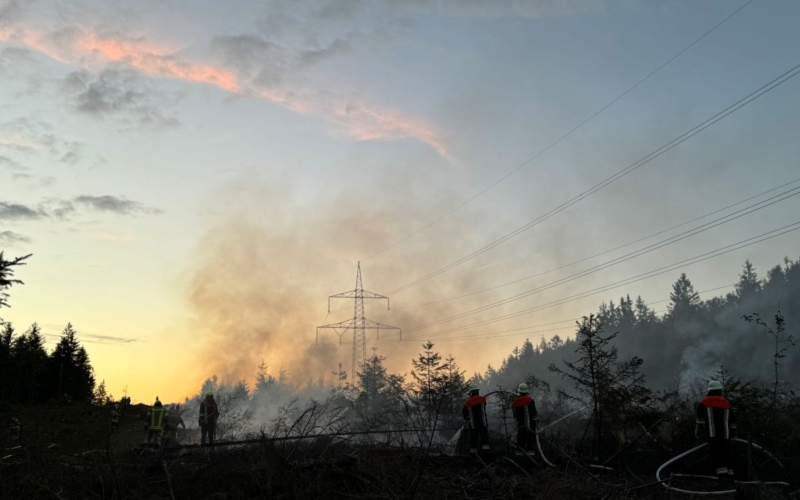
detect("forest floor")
[1,403,795,499]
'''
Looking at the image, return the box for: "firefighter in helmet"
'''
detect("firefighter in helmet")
[110,403,121,433]
[695,380,737,481]
[462,383,489,453]
[199,392,220,446]
[144,397,169,444]
[512,383,538,456]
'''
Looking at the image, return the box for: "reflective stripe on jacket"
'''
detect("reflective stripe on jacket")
[148,408,167,430]
[512,395,538,429]
[696,396,735,439]
[463,395,488,428]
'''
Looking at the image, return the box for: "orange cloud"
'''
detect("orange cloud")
[1,26,447,155]
[75,33,242,93]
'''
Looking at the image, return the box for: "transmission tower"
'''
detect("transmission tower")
[317,262,400,381]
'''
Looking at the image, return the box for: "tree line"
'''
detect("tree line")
[1,252,97,405]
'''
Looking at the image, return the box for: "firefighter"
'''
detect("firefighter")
[110,403,121,433]
[167,406,186,442]
[144,397,169,444]
[9,416,20,445]
[512,383,538,456]
[695,380,737,481]
[354,390,368,420]
[463,383,489,453]
[199,392,220,446]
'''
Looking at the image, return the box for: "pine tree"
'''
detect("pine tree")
[94,379,109,405]
[410,341,446,412]
[73,346,95,402]
[634,296,657,326]
[47,323,95,402]
[549,315,649,461]
[0,252,31,322]
[437,355,469,428]
[668,273,700,320]
[735,260,762,301]
[12,323,49,403]
[0,322,15,400]
[356,352,407,417]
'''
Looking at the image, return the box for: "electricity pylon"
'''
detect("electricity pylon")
[317,262,400,381]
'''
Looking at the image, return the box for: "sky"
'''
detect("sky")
[1,0,799,404]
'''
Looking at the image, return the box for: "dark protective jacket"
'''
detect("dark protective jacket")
[512,395,538,429]
[199,399,220,426]
[463,395,488,429]
[696,395,737,439]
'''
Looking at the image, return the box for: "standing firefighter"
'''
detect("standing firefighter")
[463,384,490,453]
[9,416,20,445]
[110,403,121,433]
[167,405,186,442]
[512,383,538,456]
[695,380,737,481]
[144,398,168,444]
[199,392,220,446]
[354,390,369,420]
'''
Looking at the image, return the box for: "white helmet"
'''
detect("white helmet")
[517,383,529,395]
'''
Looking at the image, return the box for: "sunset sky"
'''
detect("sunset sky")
[2,0,799,403]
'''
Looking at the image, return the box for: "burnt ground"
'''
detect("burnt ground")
[1,402,795,499]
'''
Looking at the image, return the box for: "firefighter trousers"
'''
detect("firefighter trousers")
[469,426,489,452]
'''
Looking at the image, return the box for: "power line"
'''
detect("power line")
[321,283,735,346]
[386,61,800,296]
[363,0,755,261]
[403,186,800,333]
[399,221,800,341]
[396,177,800,310]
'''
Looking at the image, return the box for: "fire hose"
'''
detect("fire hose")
[655,439,787,495]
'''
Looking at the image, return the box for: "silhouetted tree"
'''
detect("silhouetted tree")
[47,323,95,402]
[12,323,48,403]
[549,315,649,461]
[735,260,762,302]
[0,252,31,323]
[357,352,407,417]
[410,341,446,414]
[0,322,15,400]
[667,273,700,319]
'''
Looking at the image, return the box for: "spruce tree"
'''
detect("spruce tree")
[12,323,49,403]
[668,273,700,320]
[410,341,445,413]
[0,252,31,321]
[549,315,649,461]
[47,323,95,402]
[0,322,14,400]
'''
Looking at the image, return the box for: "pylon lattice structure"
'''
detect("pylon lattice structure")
[317,262,400,380]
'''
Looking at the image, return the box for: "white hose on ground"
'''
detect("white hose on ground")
[730,438,783,468]
[655,439,785,496]
[535,433,554,467]
[655,443,737,496]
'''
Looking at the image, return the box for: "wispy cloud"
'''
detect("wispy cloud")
[62,67,181,128]
[0,116,84,164]
[0,201,43,220]
[0,21,447,155]
[0,230,31,245]
[1,195,161,221]
[74,195,162,215]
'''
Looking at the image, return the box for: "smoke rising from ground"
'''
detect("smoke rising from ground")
[183,172,520,389]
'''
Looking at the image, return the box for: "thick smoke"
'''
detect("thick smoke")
[183,171,534,389]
